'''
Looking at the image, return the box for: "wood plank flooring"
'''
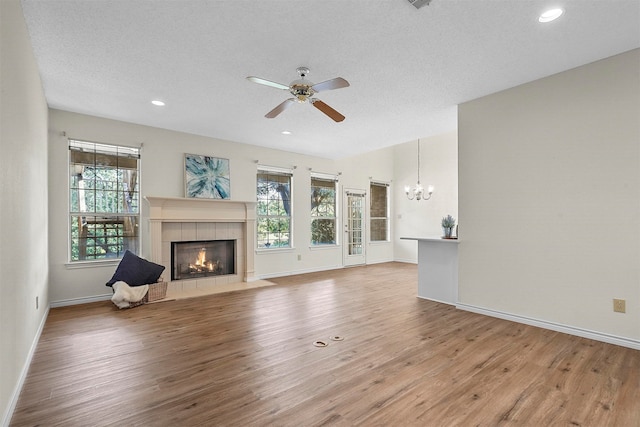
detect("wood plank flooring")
[10,262,640,426]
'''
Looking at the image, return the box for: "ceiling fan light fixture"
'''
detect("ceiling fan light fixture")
[248,67,349,122]
[539,8,563,23]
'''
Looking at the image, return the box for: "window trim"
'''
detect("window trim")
[68,138,141,264]
[256,165,294,250]
[310,172,339,246]
[369,180,390,243]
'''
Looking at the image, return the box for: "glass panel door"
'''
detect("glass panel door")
[343,190,366,266]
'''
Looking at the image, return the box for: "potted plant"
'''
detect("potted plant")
[441,215,456,239]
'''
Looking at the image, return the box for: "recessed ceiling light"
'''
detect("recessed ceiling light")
[151,100,165,106]
[539,8,563,23]
[281,131,292,135]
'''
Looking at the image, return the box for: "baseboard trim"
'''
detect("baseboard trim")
[2,305,50,427]
[393,258,417,264]
[365,258,395,265]
[50,293,112,308]
[257,264,343,280]
[456,302,640,350]
[418,295,456,306]
[258,261,411,280]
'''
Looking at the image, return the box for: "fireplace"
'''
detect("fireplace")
[145,196,257,283]
[171,240,236,281]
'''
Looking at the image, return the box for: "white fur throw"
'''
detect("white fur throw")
[111,281,149,309]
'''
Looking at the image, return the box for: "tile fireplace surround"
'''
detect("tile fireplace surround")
[145,197,257,292]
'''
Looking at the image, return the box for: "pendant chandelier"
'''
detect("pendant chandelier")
[404,139,434,201]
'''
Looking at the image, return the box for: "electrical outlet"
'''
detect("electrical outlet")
[613,299,626,313]
[297,254,302,261]
[36,296,39,310]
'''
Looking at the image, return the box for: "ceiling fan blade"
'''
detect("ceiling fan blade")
[311,99,345,122]
[246,76,289,90]
[265,98,296,118]
[311,77,350,92]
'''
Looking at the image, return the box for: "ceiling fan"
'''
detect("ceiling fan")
[246,67,350,122]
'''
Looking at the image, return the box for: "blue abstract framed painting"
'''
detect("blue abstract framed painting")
[184,154,230,199]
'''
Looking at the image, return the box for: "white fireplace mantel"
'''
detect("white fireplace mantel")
[145,196,257,281]
[145,196,257,222]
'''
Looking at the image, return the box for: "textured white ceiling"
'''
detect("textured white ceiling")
[20,0,640,159]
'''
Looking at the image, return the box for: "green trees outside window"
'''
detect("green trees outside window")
[69,140,140,261]
[311,176,337,245]
[257,170,292,248]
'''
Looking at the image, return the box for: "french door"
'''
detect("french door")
[343,189,366,266]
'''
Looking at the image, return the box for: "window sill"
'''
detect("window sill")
[369,240,391,245]
[65,259,120,269]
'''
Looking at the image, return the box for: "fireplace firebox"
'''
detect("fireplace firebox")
[171,240,236,281]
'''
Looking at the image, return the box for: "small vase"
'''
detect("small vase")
[443,227,453,238]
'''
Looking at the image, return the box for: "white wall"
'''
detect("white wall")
[337,145,396,265]
[458,49,640,342]
[393,132,459,263]
[48,110,399,302]
[0,0,50,424]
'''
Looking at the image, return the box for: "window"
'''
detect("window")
[257,166,292,249]
[69,139,140,262]
[311,174,337,245]
[370,181,389,242]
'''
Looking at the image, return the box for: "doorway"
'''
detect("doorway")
[343,189,366,266]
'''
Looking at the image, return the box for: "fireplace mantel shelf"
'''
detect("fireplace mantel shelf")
[145,196,256,222]
[145,196,257,207]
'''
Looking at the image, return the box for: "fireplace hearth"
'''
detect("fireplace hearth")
[171,240,236,281]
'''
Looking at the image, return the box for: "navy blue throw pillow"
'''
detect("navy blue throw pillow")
[106,250,165,287]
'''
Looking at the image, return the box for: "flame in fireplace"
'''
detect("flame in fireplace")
[188,248,222,274]
[195,248,206,266]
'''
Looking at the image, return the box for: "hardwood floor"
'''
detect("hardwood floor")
[10,263,640,426]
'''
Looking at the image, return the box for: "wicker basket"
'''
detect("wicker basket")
[147,281,168,302]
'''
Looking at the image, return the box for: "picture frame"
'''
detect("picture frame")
[184,153,230,199]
